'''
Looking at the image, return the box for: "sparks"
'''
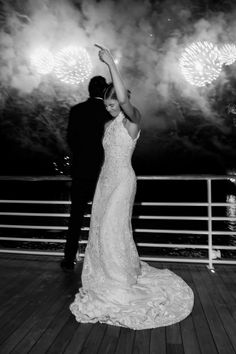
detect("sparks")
[219,43,236,66]
[179,41,222,87]
[114,51,122,65]
[54,46,93,85]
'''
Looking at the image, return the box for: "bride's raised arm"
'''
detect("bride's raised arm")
[95,44,141,125]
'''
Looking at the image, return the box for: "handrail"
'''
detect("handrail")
[0,200,70,204]
[1,212,235,221]
[0,200,234,207]
[0,174,235,181]
[0,175,236,268]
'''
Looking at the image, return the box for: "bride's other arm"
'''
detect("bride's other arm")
[95,44,141,126]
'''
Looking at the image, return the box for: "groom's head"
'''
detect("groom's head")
[88,76,108,99]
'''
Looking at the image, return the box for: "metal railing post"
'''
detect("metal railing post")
[207,178,214,270]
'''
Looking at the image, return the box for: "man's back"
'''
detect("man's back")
[67,97,110,179]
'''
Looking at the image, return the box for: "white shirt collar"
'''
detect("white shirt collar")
[93,97,103,101]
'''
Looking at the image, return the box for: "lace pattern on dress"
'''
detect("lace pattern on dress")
[70,111,194,330]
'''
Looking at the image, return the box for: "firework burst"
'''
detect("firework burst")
[54,46,93,85]
[219,43,236,66]
[179,41,222,87]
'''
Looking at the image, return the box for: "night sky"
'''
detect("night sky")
[1,0,236,175]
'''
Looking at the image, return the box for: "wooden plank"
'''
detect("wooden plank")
[0,254,81,353]
[166,324,184,354]
[191,265,234,354]
[199,266,236,352]
[97,324,121,354]
[0,255,236,354]
[183,265,217,354]
[64,323,94,354]
[175,266,201,354]
[163,264,195,354]
[115,327,135,354]
[0,254,59,271]
[0,264,23,285]
[0,254,80,353]
[0,270,32,304]
[0,272,55,328]
[0,256,59,308]
[0,265,43,304]
[0,256,39,298]
[150,327,166,354]
[132,329,150,354]
[0,272,61,332]
[46,317,88,354]
[218,266,236,303]
[180,314,201,354]
[25,305,73,354]
[210,266,236,318]
[0,273,67,351]
[1,261,80,352]
[75,322,107,354]
[6,293,71,353]
[148,262,167,354]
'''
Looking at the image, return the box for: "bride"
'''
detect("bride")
[70,45,194,330]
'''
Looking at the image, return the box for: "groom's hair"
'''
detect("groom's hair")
[88,76,108,98]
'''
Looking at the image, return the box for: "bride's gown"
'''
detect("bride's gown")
[70,111,194,330]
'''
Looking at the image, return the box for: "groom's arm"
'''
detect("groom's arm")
[67,107,74,151]
[67,106,82,152]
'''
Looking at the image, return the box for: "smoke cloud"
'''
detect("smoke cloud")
[1,0,236,167]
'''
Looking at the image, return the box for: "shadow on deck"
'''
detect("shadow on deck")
[0,254,236,354]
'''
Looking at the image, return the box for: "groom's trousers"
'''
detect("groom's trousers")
[64,177,98,263]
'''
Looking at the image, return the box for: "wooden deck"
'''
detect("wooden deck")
[0,255,236,354]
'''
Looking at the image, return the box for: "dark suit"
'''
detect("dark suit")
[64,97,110,263]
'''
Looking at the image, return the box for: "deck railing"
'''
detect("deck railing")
[0,175,236,268]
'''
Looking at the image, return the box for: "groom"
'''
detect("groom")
[61,76,111,271]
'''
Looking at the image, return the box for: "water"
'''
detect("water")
[226,194,236,234]
[135,178,236,259]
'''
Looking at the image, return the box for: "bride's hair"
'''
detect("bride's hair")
[104,83,131,100]
[104,83,117,100]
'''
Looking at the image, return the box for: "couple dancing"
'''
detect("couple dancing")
[63,45,194,330]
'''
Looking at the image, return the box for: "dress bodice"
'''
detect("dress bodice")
[102,112,140,168]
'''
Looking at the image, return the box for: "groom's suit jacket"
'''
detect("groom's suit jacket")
[67,97,111,180]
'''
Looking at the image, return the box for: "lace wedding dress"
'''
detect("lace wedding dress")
[70,111,194,330]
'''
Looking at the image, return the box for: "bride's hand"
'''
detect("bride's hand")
[94,44,115,66]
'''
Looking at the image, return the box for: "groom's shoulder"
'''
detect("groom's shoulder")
[71,98,100,112]
[71,99,89,110]
[69,98,107,122]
